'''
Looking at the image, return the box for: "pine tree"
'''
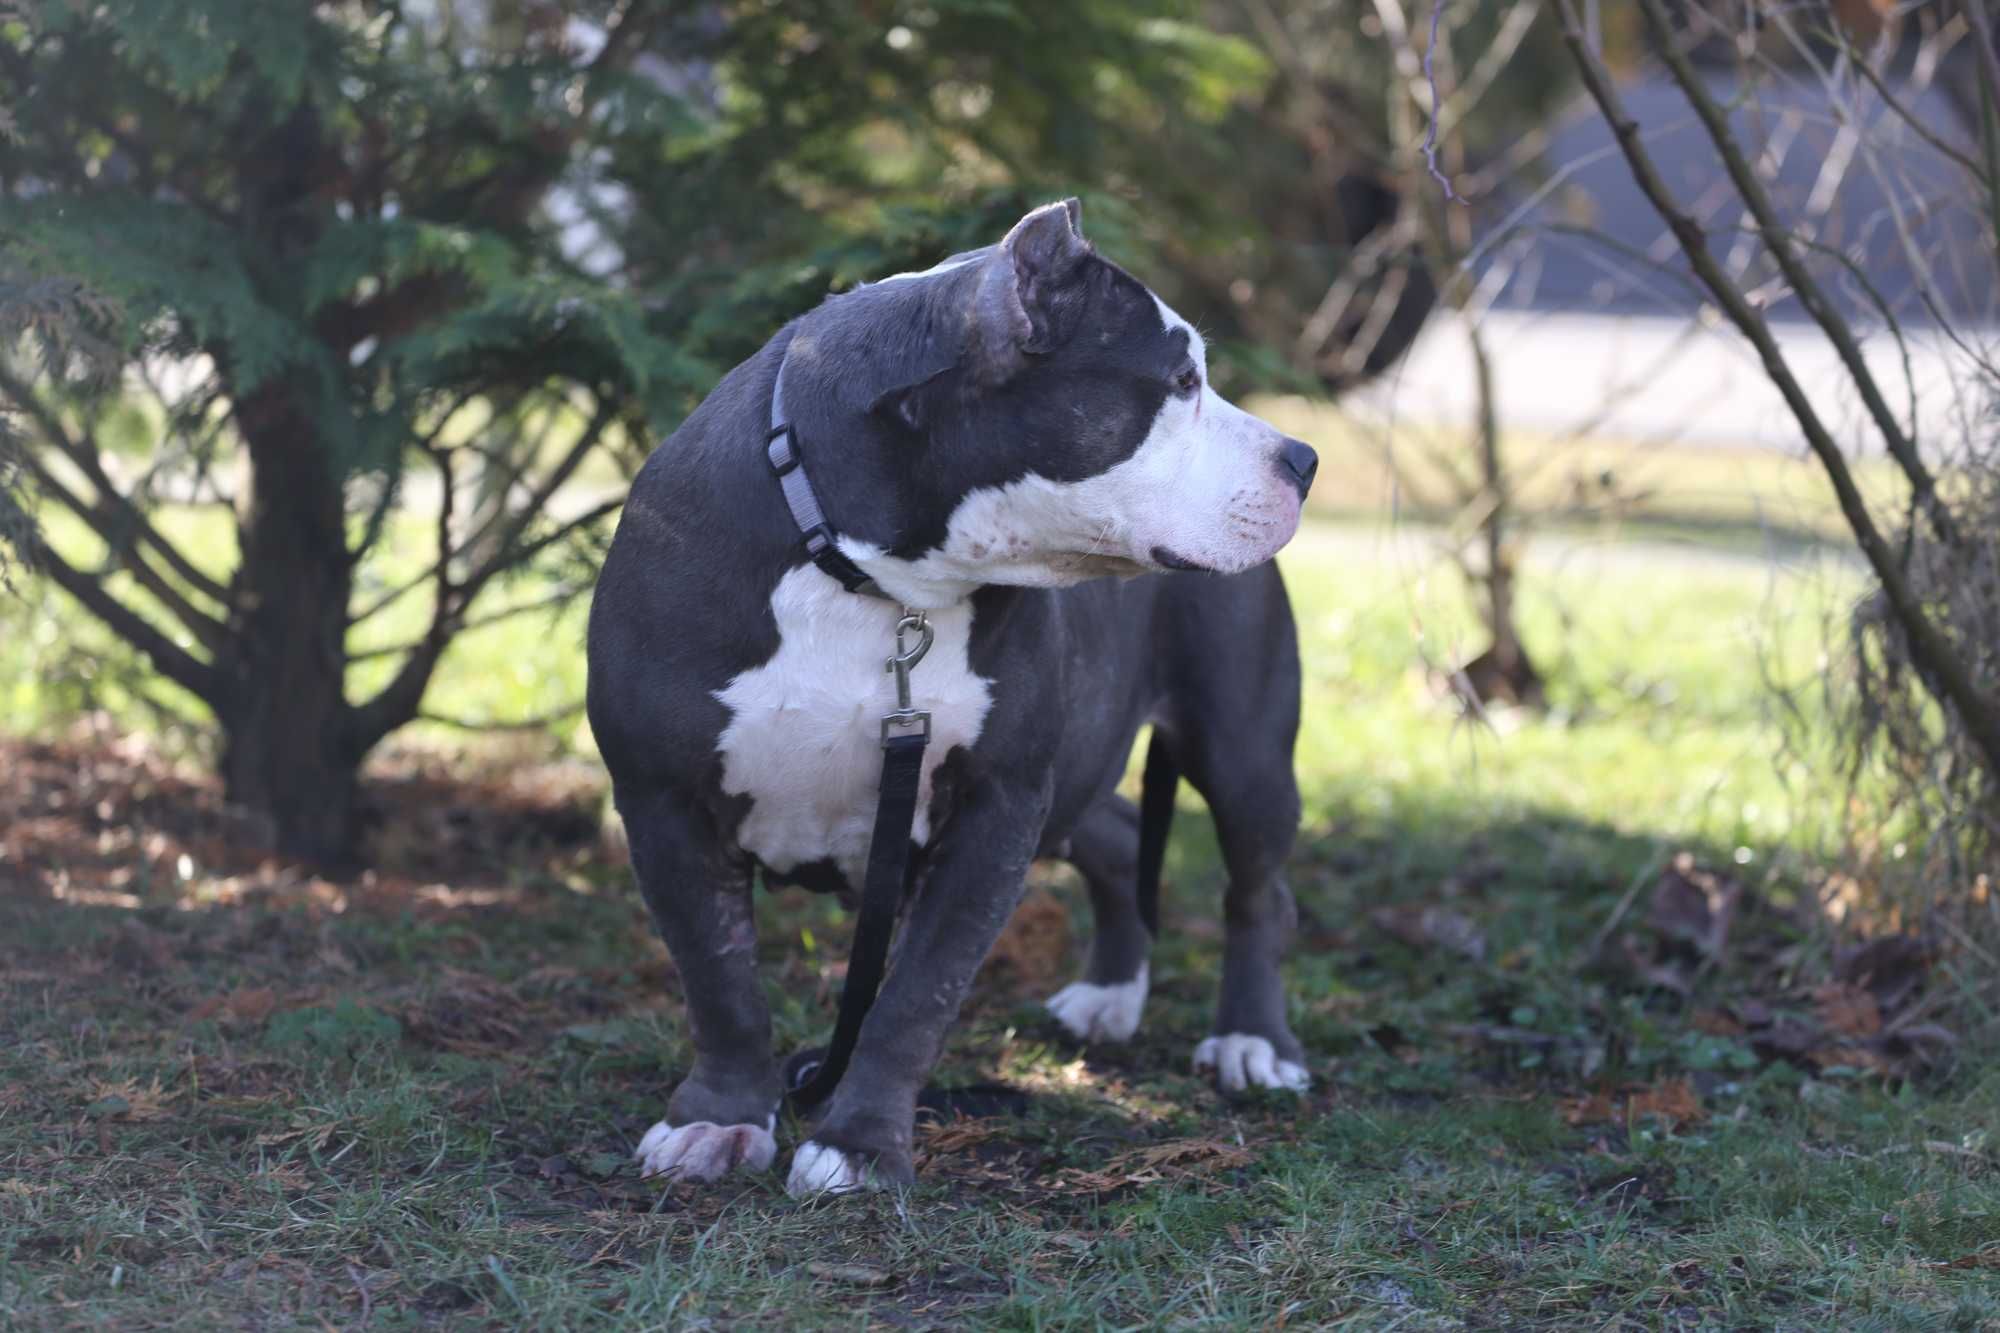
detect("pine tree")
[0,0,1257,860]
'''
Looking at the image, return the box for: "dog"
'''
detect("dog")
[586,200,1317,1197]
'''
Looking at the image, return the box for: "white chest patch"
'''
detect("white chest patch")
[713,568,993,886]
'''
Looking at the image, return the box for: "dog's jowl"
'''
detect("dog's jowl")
[586,200,1319,1197]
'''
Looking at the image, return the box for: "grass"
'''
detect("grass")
[5,436,1999,1328]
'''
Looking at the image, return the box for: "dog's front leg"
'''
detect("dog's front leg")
[786,773,1051,1197]
[617,784,783,1183]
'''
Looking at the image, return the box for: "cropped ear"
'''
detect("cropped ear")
[969,198,1091,383]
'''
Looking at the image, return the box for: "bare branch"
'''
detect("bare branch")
[418,698,585,733]
[345,582,589,663]
[345,495,620,751]
[1554,0,2000,784]
[1630,0,1957,548]
[8,445,232,655]
[19,532,217,701]
[0,366,232,607]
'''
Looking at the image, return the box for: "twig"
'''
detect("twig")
[1420,0,1459,201]
[1554,0,2000,788]
[1582,846,1670,969]
[418,699,586,733]
[1631,0,1957,549]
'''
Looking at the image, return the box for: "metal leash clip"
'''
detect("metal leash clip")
[881,608,933,745]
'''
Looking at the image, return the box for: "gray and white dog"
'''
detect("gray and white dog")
[586,200,1318,1197]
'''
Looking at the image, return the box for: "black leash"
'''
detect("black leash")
[764,351,931,1113]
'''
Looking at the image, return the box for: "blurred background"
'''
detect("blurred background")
[3,3,2000,1322]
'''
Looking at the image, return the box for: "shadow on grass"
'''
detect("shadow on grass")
[4,737,1996,1330]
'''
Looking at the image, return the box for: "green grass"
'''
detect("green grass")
[5,462,1999,1327]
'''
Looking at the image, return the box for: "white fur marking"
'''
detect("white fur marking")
[1045,963,1149,1043]
[634,1119,778,1181]
[787,1141,870,1197]
[714,568,993,885]
[835,290,1301,608]
[1193,1033,1310,1093]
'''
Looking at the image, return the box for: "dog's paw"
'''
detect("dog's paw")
[1192,1033,1310,1093]
[1045,963,1148,1043]
[635,1117,777,1182]
[786,1141,874,1199]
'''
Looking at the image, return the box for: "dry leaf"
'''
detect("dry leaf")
[1836,934,1938,1012]
[1646,855,1740,961]
[1812,983,1882,1038]
[979,886,1070,995]
[1691,1008,1743,1036]
[1370,905,1487,963]
[914,1116,1008,1166]
[1560,1079,1702,1128]
[1108,1139,1253,1174]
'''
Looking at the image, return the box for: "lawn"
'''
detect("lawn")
[3,445,1998,1328]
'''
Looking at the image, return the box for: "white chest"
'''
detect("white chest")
[713,569,993,887]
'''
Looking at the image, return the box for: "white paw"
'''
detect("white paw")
[786,1141,870,1198]
[1045,963,1149,1043]
[634,1117,777,1181]
[1192,1033,1310,1093]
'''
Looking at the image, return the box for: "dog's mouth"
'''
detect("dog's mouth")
[1149,545,1215,574]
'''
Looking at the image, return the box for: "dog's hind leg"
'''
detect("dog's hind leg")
[617,784,782,1182]
[1170,569,1311,1094]
[1044,793,1151,1043]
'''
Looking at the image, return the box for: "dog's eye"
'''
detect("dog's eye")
[1173,363,1201,396]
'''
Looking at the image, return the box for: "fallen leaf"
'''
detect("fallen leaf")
[1836,934,1938,1012]
[1370,905,1486,963]
[1646,854,1740,961]
[916,1116,1007,1158]
[1559,1091,1617,1127]
[1629,1078,1702,1125]
[1813,982,1882,1037]
[1109,1139,1253,1174]
[978,886,1070,995]
[1618,934,1692,996]
[1691,1008,1743,1036]
[1560,1079,1702,1128]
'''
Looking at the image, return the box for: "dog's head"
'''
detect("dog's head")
[783,200,1317,605]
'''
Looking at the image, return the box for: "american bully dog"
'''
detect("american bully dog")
[586,199,1317,1197]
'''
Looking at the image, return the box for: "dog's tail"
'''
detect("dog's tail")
[1135,728,1178,937]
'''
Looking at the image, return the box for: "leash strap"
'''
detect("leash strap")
[786,728,928,1111]
[767,344,932,1111]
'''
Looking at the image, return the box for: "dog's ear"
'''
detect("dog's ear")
[969,198,1091,383]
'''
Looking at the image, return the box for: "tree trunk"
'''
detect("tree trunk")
[1458,314,1544,709]
[218,384,360,864]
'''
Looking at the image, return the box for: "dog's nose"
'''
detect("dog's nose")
[1275,437,1318,499]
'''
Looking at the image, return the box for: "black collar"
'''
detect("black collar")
[766,353,890,600]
